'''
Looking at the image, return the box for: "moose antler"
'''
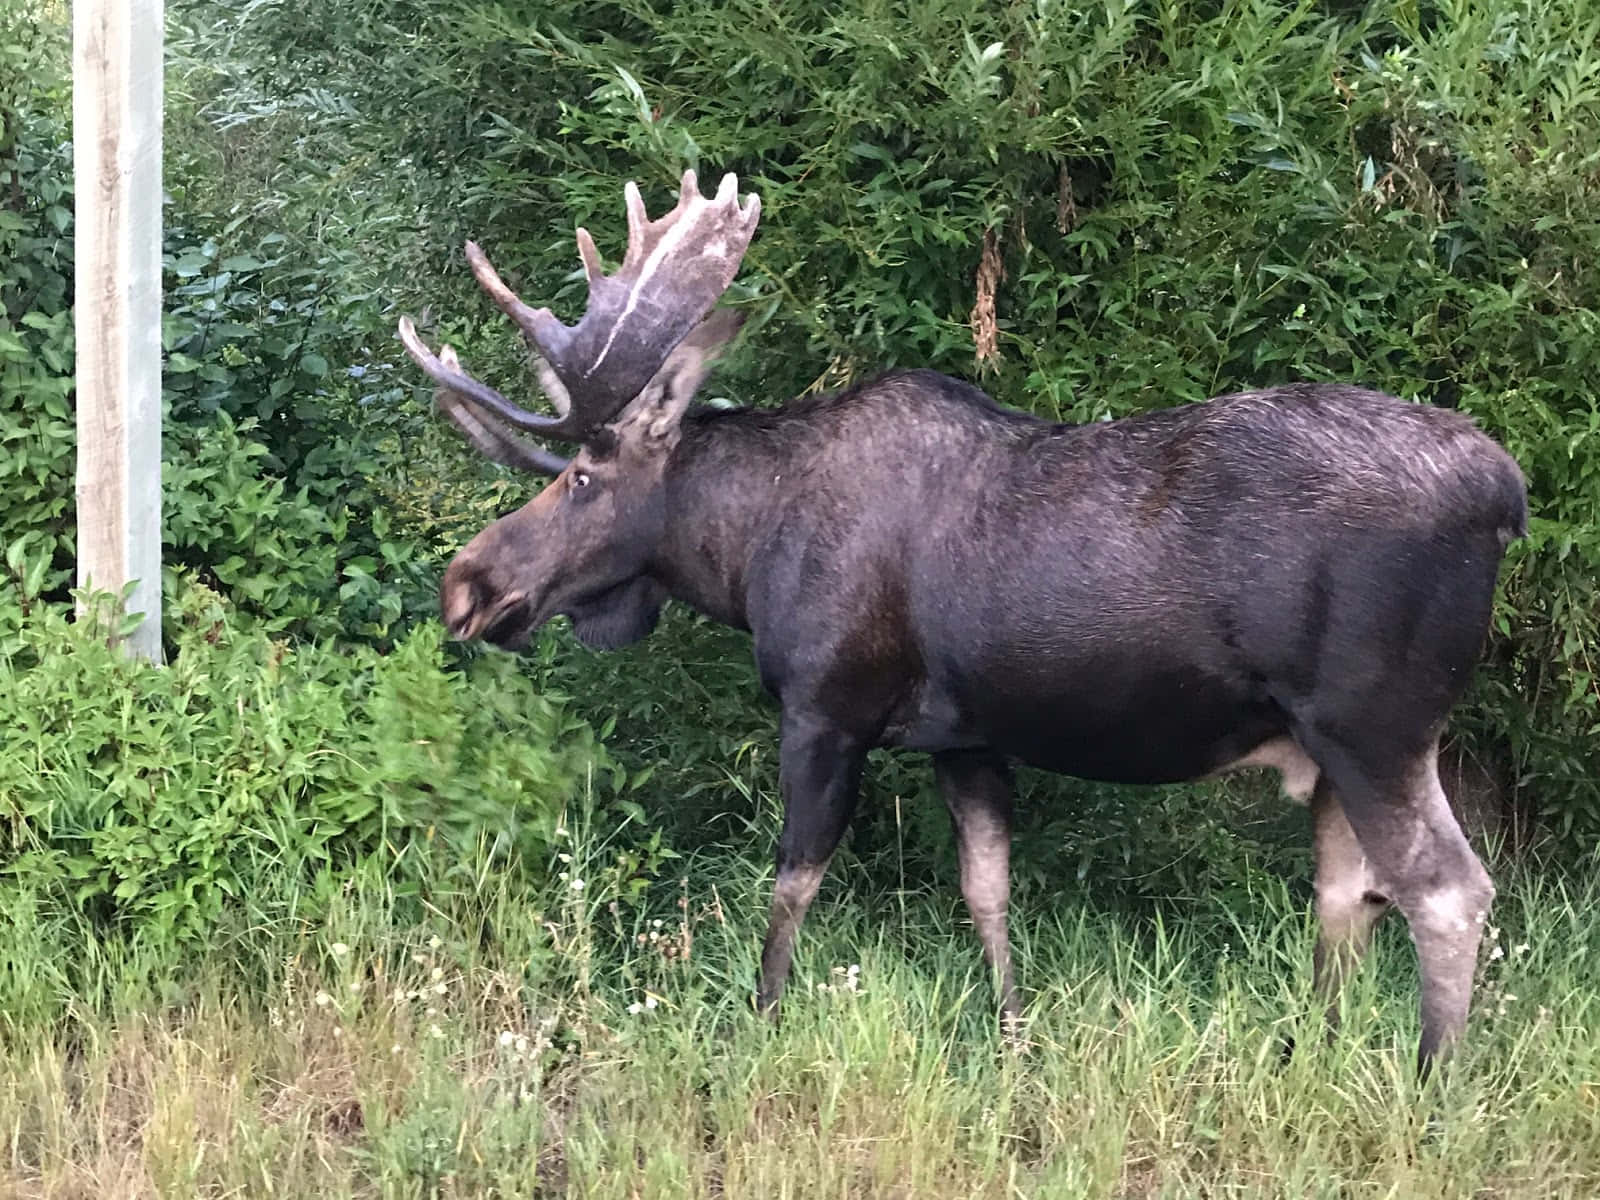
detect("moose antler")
[398,170,760,467]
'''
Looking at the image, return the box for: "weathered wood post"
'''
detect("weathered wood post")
[73,0,163,661]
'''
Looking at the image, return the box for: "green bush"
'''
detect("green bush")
[8,0,1598,882]
[1,7,74,600]
[157,213,475,643]
[213,0,1591,839]
[1,17,451,645]
[0,9,670,1012]
[0,574,607,955]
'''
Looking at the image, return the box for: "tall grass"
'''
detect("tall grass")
[4,816,1598,1198]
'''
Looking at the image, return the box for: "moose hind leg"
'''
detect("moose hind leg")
[934,750,1021,1030]
[756,718,866,1018]
[1310,778,1390,1033]
[1402,774,1495,1075]
[1304,738,1494,1076]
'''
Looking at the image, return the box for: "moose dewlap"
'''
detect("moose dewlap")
[399,170,1527,1076]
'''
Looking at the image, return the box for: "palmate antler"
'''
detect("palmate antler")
[398,170,761,474]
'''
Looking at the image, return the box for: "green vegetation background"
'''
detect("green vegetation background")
[3,1,1600,1191]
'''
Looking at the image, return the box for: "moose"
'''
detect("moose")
[398,170,1526,1073]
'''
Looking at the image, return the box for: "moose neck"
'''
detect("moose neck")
[647,409,788,630]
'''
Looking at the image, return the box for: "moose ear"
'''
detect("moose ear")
[627,308,747,441]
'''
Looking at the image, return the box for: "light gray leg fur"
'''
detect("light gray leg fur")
[935,751,1022,1033]
[1311,778,1390,1033]
[1311,744,1494,1075]
[1391,755,1495,1073]
[758,862,829,1016]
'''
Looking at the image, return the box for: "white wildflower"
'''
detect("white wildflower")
[499,1030,516,1047]
[330,942,350,959]
[313,990,332,1008]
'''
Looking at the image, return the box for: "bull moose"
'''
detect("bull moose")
[398,170,1526,1073]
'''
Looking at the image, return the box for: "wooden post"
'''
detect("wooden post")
[73,0,163,661]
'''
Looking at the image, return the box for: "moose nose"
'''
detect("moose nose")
[440,569,481,639]
[439,559,501,640]
[440,560,533,645]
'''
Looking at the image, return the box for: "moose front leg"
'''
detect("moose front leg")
[756,717,867,1018]
[934,749,1022,1033]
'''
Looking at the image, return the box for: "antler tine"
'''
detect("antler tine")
[494,169,761,437]
[531,356,573,419]
[397,316,573,449]
[575,228,605,285]
[434,342,570,475]
[463,244,563,361]
[623,180,651,265]
[402,169,761,452]
[454,245,592,438]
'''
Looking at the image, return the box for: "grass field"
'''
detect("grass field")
[4,826,1599,1199]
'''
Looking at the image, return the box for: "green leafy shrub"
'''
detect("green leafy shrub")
[0,10,672,1009]
[2,12,449,645]
[210,0,1592,841]
[0,575,607,953]
[0,8,74,600]
[154,214,522,645]
[9,0,1597,887]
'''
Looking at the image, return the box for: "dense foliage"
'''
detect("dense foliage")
[1,6,625,973]
[158,0,1600,837]
[1,4,74,599]
[2,4,475,642]
[0,577,603,960]
[4,0,1600,978]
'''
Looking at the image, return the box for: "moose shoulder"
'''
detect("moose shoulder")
[399,171,1527,1076]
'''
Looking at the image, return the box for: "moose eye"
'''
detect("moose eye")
[572,471,592,489]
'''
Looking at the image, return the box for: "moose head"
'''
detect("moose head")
[397,171,759,652]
